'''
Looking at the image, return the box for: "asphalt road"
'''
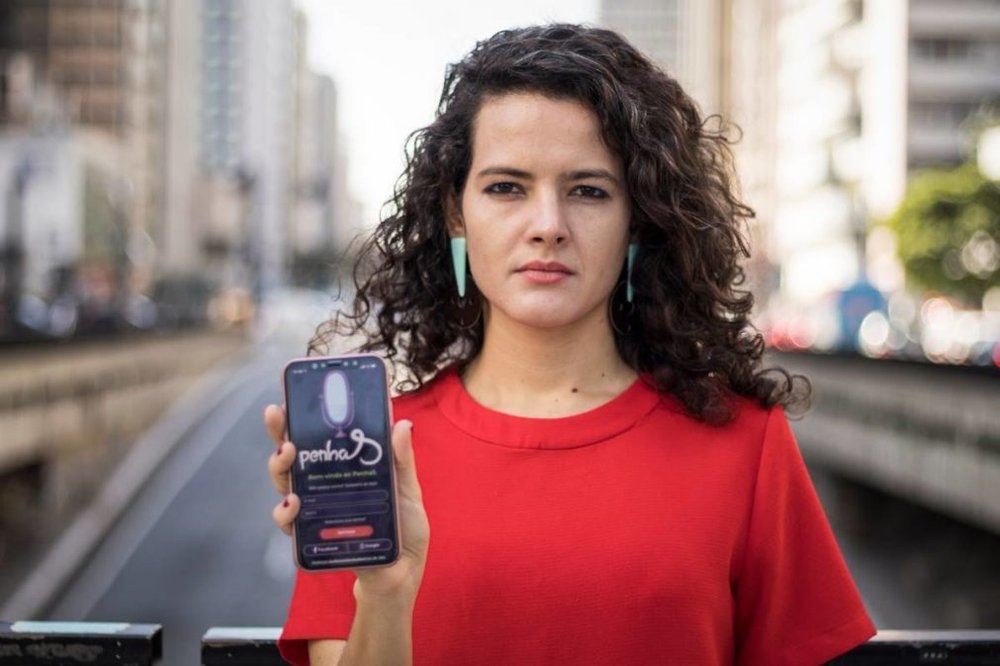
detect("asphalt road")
[36,292,331,666]
[45,345,296,665]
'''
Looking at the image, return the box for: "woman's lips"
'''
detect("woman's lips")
[516,261,573,284]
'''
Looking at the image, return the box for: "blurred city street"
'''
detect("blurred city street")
[0,0,999,662]
[0,292,340,664]
[44,351,292,666]
[0,301,997,665]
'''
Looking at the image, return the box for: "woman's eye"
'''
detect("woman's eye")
[485,182,520,195]
[572,185,608,199]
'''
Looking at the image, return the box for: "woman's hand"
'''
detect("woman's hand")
[263,404,430,604]
[263,404,300,534]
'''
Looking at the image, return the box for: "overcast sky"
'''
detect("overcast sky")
[297,0,599,225]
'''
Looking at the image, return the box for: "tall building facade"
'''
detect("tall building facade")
[600,0,682,76]
[0,0,166,311]
[59,0,164,291]
[608,0,1000,316]
[907,0,1000,168]
[740,0,1000,307]
[770,0,866,305]
[160,0,202,275]
[3,0,355,319]
[288,6,355,284]
[292,70,338,256]
[198,0,298,295]
[600,0,728,115]
[866,0,1000,218]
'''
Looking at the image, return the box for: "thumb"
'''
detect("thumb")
[392,419,422,503]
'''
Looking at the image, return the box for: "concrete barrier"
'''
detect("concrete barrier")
[0,621,161,665]
[198,627,1000,665]
[0,331,248,527]
[773,352,1000,534]
[3,622,999,665]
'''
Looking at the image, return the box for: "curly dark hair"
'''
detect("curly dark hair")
[310,23,809,425]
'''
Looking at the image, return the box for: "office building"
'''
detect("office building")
[600,0,728,115]
[199,0,298,294]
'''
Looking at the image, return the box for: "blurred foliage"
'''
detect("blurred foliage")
[886,163,1000,306]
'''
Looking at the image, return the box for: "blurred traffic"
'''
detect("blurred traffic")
[762,284,1000,368]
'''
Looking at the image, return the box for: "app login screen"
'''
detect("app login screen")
[285,358,396,569]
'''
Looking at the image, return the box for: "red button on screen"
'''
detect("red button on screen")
[320,526,374,540]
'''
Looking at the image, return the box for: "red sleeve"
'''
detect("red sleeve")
[734,408,876,666]
[277,569,357,666]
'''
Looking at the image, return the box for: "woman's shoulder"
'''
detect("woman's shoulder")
[649,379,780,435]
[715,393,800,465]
[728,393,784,429]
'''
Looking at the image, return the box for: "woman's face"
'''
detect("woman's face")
[453,92,631,333]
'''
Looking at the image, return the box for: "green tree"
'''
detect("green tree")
[886,162,1000,306]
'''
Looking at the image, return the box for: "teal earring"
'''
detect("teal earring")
[450,237,467,298]
[626,242,638,303]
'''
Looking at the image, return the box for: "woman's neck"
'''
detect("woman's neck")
[460,313,637,418]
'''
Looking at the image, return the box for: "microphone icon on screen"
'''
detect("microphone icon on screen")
[321,369,354,438]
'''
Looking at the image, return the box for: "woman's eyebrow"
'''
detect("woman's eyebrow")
[565,169,619,184]
[475,167,619,184]
[476,166,533,179]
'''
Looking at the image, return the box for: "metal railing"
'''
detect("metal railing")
[0,621,161,665]
[202,628,1000,665]
[4,623,1000,665]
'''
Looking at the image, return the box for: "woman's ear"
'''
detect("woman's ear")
[445,191,465,237]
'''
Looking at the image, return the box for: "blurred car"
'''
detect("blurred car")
[151,274,215,329]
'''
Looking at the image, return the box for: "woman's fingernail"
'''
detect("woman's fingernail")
[283,498,290,508]
[277,444,283,455]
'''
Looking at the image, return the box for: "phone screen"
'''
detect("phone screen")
[284,355,398,570]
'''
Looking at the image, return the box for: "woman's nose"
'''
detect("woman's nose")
[527,190,568,245]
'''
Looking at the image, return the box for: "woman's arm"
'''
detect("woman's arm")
[265,409,430,666]
[305,580,418,666]
[308,640,346,665]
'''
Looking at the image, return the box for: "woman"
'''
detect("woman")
[263,24,875,665]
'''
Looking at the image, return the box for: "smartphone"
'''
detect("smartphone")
[282,354,399,571]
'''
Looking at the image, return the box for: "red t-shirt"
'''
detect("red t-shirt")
[279,370,875,665]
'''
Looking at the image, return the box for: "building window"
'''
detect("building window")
[910,38,983,62]
[909,101,976,127]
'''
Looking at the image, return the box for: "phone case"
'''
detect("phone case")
[282,354,401,571]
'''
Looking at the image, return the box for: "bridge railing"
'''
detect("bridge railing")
[4,623,999,665]
[0,621,161,665]
[773,351,1000,535]
[202,628,1000,665]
